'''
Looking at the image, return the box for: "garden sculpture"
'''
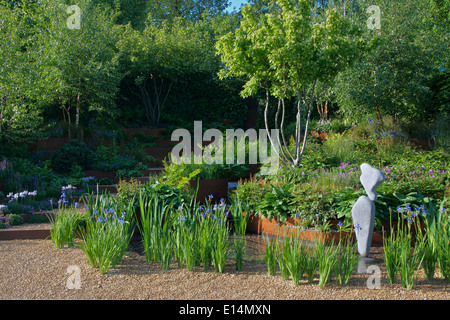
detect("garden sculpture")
[352,163,385,257]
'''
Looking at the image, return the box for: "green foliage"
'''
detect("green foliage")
[116,178,143,210]
[292,184,335,226]
[91,0,150,29]
[138,190,175,263]
[28,214,49,224]
[147,0,230,22]
[137,189,231,272]
[116,168,144,179]
[316,239,339,289]
[161,160,201,190]
[217,0,366,99]
[211,221,230,273]
[161,153,249,190]
[0,2,49,147]
[229,192,250,235]
[93,140,146,172]
[334,238,359,286]
[51,140,94,171]
[333,0,446,124]
[5,213,24,226]
[233,235,246,272]
[282,237,306,285]
[256,184,296,222]
[143,178,189,210]
[382,209,427,289]
[233,177,271,212]
[79,192,135,274]
[216,0,367,167]
[117,16,220,124]
[323,132,356,164]
[263,236,277,276]
[4,202,35,215]
[35,0,124,129]
[49,208,85,249]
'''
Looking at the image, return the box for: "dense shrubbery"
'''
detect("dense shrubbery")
[233,120,449,230]
[51,140,94,172]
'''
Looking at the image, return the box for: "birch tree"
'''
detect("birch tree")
[216,0,366,167]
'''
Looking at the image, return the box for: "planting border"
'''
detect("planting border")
[246,214,384,246]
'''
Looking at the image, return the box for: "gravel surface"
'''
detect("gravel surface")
[1,233,449,301]
[2,223,51,230]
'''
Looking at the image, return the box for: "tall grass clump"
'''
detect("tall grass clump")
[276,235,291,281]
[304,245,319,283]
[322,131,355,163]
[231,195,247,272]
[317,239,338,289]
[144,194,231,272]
[204,197,231,273]
[420,195,450,281]
[48,193,85,248]
[334,237,359,285]
[234,235,246,272]
[211,221,230,273]
[263,235,277,276]
[78,193,135,274]
[382,212,400,284]
[230,193,250,235]
[435,220,450,281]
[283,236,306,285]
[382,206,426,289]
[138,190,175,263]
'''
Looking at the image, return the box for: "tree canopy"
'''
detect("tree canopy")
[216,0,368,166]
[0,0,447,156]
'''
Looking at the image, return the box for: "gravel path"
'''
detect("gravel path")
[1,234,449,301]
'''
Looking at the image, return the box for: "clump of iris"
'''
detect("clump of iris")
[90,207,127,225]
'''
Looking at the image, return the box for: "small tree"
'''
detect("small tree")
[216,0,366,167]
[35,0,123,135]
[0,1,48,147]
[117,17,219,124]
[333,0,446,125]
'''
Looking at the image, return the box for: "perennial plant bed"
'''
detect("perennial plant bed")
[246,214,384,246]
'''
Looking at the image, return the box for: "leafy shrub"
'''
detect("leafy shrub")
[116,169,144,179]
[5,201,35,215]
[233,177,270,213]
[92,139,150,172]
[161,160,201,190]
[116,178,143,211]
[287,183,335,229]
[6,213,24,226]
[256,184,296,222]
[161,156,248,186]
[0,214,12,229]
[51,140,94,171]
[28,214,49,224]
[143,179,189,210]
